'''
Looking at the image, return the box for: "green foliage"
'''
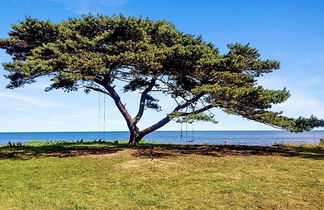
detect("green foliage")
[1,14,323,132]
[169,111,217,124]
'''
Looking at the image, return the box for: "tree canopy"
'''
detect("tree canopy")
[1,14,323,146]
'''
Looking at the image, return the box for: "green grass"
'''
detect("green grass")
[0,141,323,209]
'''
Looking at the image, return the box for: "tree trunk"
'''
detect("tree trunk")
[127,127,149,146]
[127,126,142,147]
[128,136,138,147]
[128,135,145,147]
[100,82,205,147]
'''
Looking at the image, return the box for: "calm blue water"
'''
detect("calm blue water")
[0,130,323,145]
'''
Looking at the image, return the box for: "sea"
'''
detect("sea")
[0,130,323,146]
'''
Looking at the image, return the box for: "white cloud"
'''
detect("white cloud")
[301,76,323,87]
[46,0,128,14]
[0,91,69,109]
[273,93,324,118]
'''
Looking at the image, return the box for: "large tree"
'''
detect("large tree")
[1,15,324,146]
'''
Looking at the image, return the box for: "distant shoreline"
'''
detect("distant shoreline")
[3,130,324,133]
[1,130,323,146]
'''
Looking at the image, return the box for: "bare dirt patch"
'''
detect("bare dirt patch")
[133,145,300,158]
[71,145,302,159]
[83,148,136,159]
[6,144,319,160]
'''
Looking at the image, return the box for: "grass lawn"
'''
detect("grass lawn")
[0,141,323,209]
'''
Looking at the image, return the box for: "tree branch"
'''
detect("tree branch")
[83,86,111,96]
[100,82,134,131]
[139,116,171,138]
[138,93,205,138]
[174,93,204,111]
[178,104,214,116]
[133,78,157,124]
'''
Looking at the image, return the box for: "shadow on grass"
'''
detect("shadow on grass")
[135,144,324,160]
[0,141,128,160]
[0,141,323,160]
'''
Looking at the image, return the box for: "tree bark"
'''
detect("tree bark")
[128,132,139,147]
[133,78,156,125]
[101,83,134,130]
[139,116,171,140]
[128,124,141,146]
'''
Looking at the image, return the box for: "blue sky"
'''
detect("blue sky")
[1,0,324,132]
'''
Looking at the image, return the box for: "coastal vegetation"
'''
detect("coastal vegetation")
[0,140,323,209]
[1,15,324,146]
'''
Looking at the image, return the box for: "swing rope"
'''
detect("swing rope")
[191,123,194,142]
[186,121,188,142]
[179,106,195,143]
[98,92,108,140]
[103,94,106,140]
[98,92,101,140]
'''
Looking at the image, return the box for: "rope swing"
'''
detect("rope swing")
[103,94,106,140]
[98,92,107,140]
[180,121,194,143]
[180,107,195,143]
[98,92,101,140]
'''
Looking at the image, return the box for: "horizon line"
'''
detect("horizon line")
[1,129,323,133]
